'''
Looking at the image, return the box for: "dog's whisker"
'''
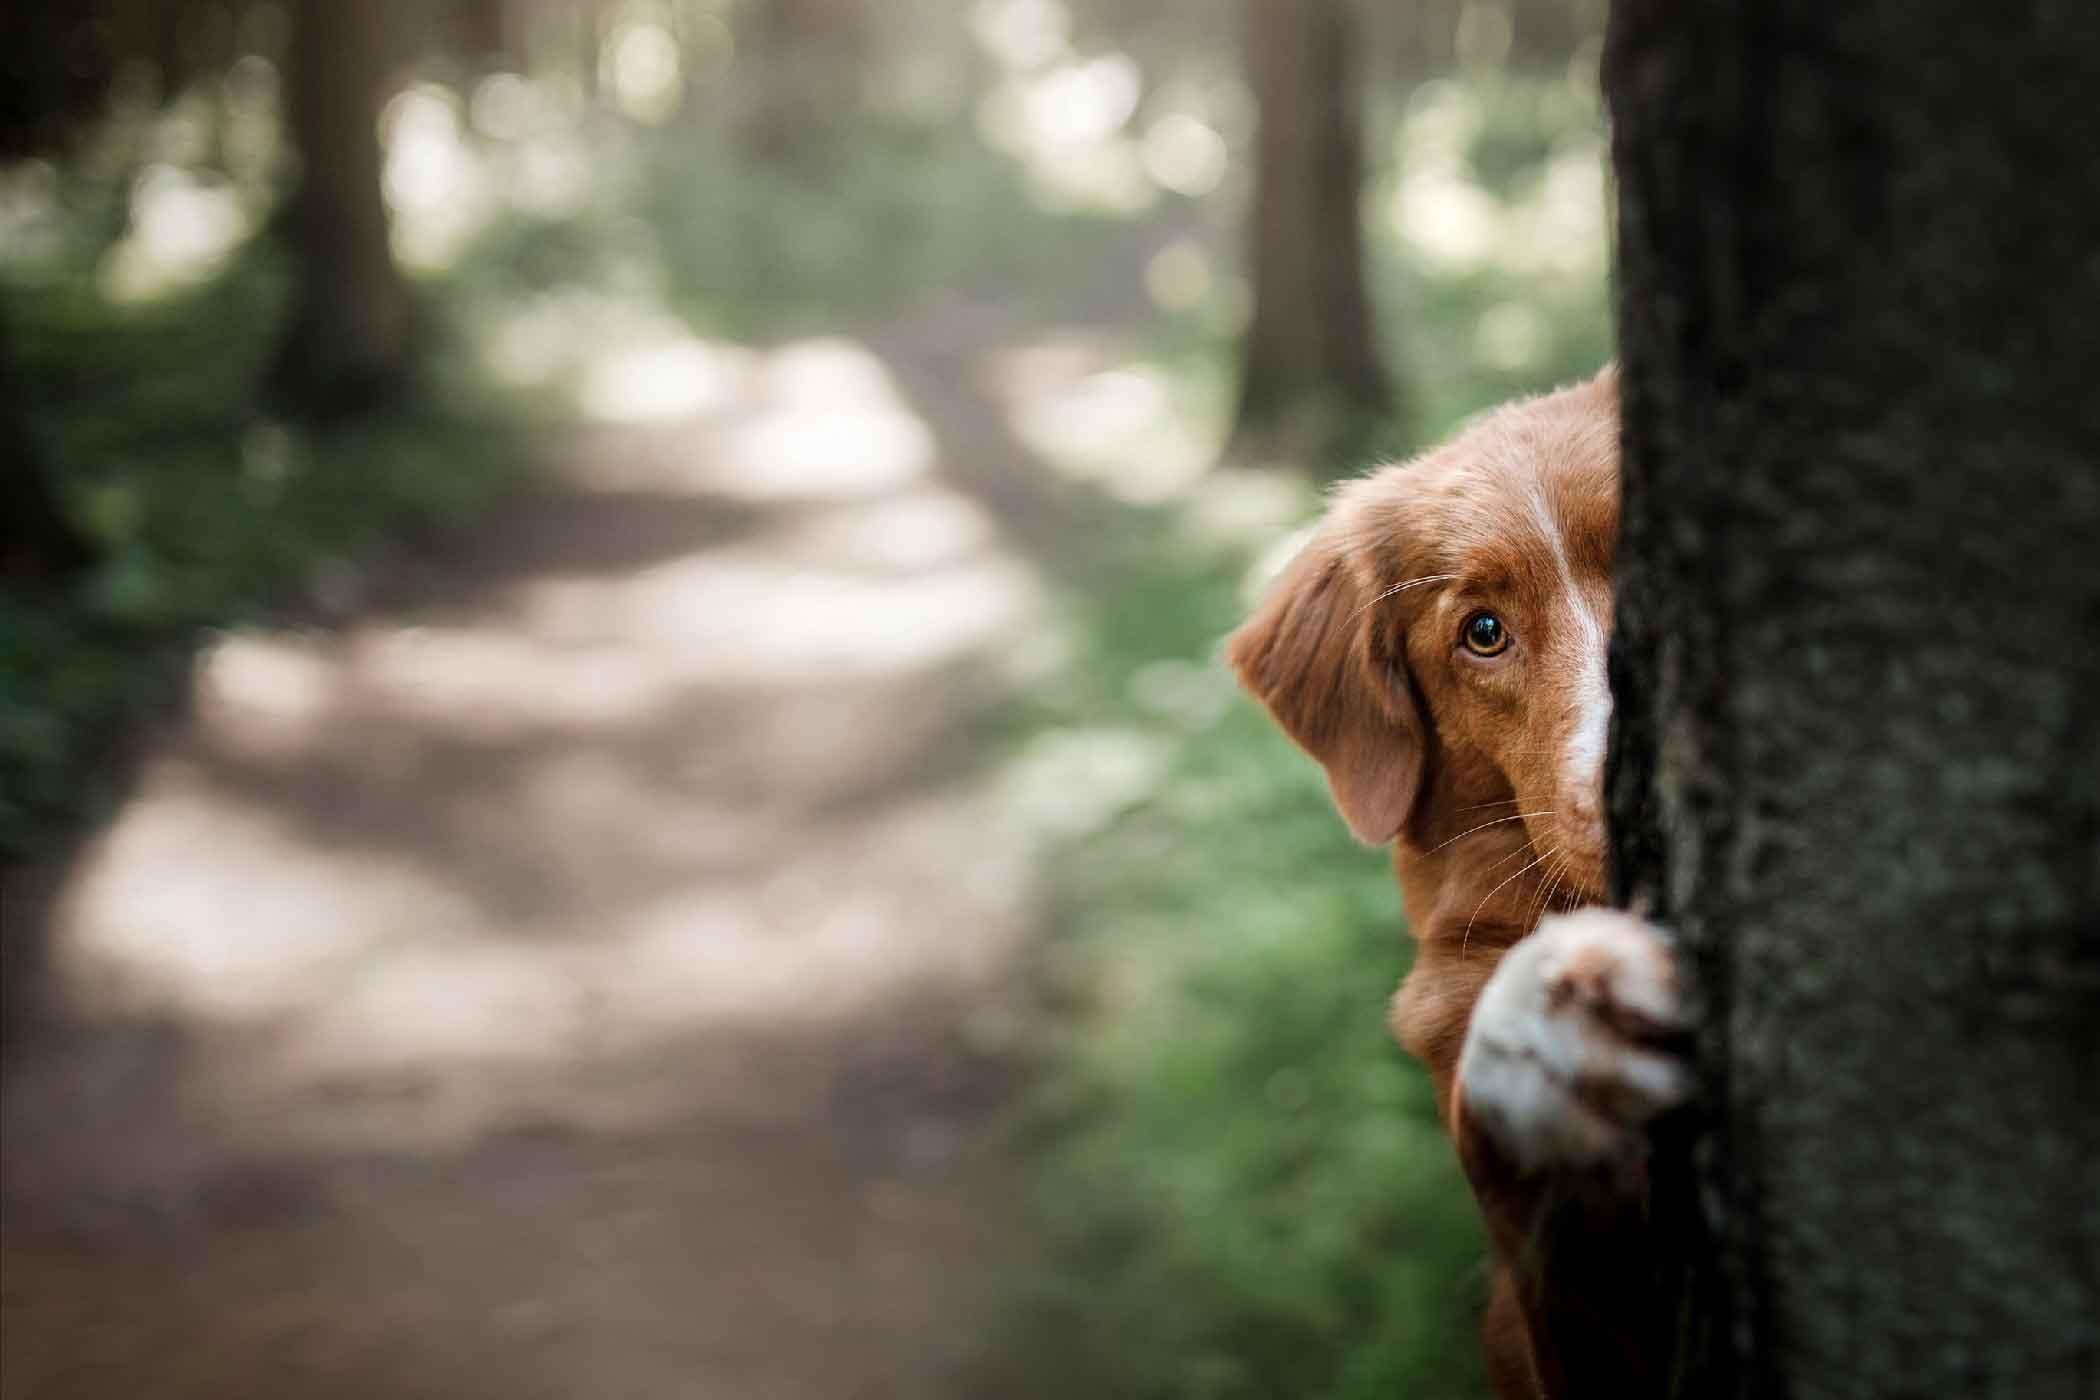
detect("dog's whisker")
[1547,859,1572,915]
[1428,811,1554,854]
[1348,574,1459,619]
[1455,798,1525,813]
[1529,856,1570,930]
[1523,858,1554,929]
[1480,842,1542,877]
[1521,855,1555,930]
[1462,846,1556,962]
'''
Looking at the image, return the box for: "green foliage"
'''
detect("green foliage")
[647,120,1133,339]
[0,250,529,859]
[1373,73,1616,443]
[1385,256,1612,443]
[450,115,1132,345]
[971,72,1612,1397]
[972,524,1490,1399]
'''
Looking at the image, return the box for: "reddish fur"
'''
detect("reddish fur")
[1227,367,1660,1395]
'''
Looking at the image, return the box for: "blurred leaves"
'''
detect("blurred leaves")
[640,118,1134,339]
[967,515,1489,1399]
[962,64,1611,1392]
[0,244,527,859]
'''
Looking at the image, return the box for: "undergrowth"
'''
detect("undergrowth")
[0,250,530,860]
[971,518,1491,1399]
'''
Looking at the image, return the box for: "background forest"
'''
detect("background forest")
[2,2,1610,1396]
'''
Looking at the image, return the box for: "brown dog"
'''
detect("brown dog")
[1227,367,1686,1397]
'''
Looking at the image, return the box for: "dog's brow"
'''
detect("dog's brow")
[1350,574,1458,619]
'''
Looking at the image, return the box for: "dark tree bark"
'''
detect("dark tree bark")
[1231,0,1389,468]
[1605,2,2100,1396]
[0,5,119,156]
[268,0,415,418]
[150,0,202,100]
[453,0,515,71]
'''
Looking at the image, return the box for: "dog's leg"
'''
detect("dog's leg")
[1453,908,1692,1397]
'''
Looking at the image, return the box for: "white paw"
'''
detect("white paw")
[1457,908,1691,1171]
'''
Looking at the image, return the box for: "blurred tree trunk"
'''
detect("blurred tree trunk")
[0,7,118,155]
[268,0,414,418]
[742,0,868,169]
[1232,0,1388,470]
[454,0,515,71]
[0,310,92,585]
[1606,2,2100,1396]
[151,0,240,104]
[151,0,200,100]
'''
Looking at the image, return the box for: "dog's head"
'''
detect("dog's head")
[1227,368,1619,901]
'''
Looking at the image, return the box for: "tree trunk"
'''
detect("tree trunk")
[151,0,201,100]
[0,6,117,156]
[1605,2,2100,1396]
[268,0,414,418]
[741,0,868,170]
[1232,0,1389,470]
[453,0,515,71]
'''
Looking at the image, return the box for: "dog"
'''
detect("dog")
[1227,366,1687,1397]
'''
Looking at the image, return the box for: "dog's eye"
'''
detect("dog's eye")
[1461,611,1510,656]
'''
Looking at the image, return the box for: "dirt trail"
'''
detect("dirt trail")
[2,318,1121,1399]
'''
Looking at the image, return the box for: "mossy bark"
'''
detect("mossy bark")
[1605,2,2100,1395]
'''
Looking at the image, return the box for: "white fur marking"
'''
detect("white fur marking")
[1535,482,1612,820]
[1564,611,1611,813]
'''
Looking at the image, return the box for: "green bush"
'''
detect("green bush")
[0,250,529,859]
[645,119,1134,340]
[975,529,1490,1399]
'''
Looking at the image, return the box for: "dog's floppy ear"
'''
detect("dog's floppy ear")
[1227,516,1428,846]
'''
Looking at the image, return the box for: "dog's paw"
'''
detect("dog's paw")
[1456,908,1691,1171]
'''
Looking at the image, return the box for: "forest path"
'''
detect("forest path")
[1,307,1138,1399]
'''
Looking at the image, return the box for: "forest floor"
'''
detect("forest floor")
[0,303,1128,1400]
